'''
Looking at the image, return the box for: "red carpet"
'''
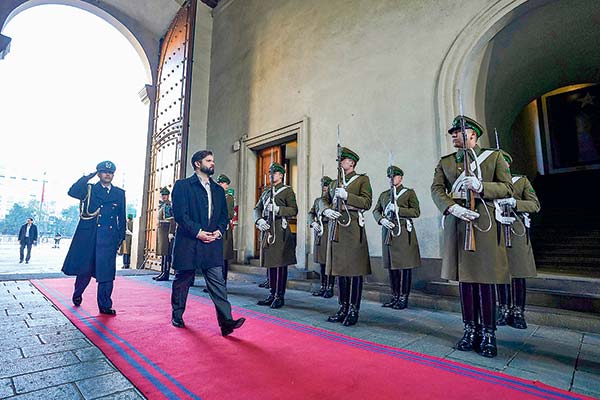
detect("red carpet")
[32,277,592,400]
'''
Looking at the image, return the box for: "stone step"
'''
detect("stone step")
[532,248,600,256]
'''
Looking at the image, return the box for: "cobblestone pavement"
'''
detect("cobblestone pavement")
[1,274,599,399]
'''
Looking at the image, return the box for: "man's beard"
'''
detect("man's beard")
[200,165,214,176]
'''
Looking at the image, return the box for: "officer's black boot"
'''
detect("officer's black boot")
[496,283,511,325]
[328,277,349,322]
[343,276,362,326]
[456,282,477,351]
[312,264,327,296]
[156,256,170,281]
[271,266,287,309]
[323,275,335,298]
[258,268,277,306]
[153,257,166,280]
[509,278,527,329]
[393,269,412,310]
[382,269,399,308]
[478,284,498,358]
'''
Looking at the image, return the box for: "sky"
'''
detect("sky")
[0,4,150,216]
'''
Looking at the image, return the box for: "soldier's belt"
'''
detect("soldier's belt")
[344,205,366,212]
[450,191,482,200]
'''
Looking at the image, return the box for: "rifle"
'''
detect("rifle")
[384,152,401,246]
[328,125,351,243]
[459,92,476,252]
[495,128,512,248]
[263,150,277,246]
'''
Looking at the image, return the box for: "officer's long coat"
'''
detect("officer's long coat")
[254,183,298,268]
[431,146,514,284]
[322,171,372,277]
[62,176,126,282]
[223,192,235,261]
[308,196,329,265]
[507,175,540,278]
[171,175,229,271]
[156,200,176,256]
[373,186,422,270]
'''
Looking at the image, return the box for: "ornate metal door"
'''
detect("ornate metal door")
[144,0,197,266]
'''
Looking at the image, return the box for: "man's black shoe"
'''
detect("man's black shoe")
[221,317,245,337]
[25,261,29,264]
[172,317,185,328]
[72,296,82,307]
[99,308,117,316]
[19,260,23,263]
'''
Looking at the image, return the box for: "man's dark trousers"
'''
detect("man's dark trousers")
[172,267,232,324]
[19,241,33,262]
[73,274,114,310]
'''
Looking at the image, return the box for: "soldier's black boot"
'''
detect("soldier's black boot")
[258,270,270,288]
[257,294,275,306]
[156,257,170,281]
[328,277,349,322]
[312,264,327,296]
[342,304,359,326]
[342,276,362,326]
[456,282,477,351]
[496,283,511,325]
[509,278,527,329]
[478,284,498,357]
[323,276,335,298]
[479,328,498,358]
[153,257,166,280]
[270,296,285,309]
[327,303,349,322]
[393,269,411,310]
[383,269,399,307]
[456,322,478,351]
[270,267,287,309]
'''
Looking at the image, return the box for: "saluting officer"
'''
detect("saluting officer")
[216,174,235,285]
[321,147,372,326]
[495,151,540,329]
[254,162,298,309]
[373,166,421,310]
[308,176,335,298]
[62,161,126,315]
[431,116,514,358]
[154,187,175,281]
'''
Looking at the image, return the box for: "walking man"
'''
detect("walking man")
[18,218,38,264]
[62,161,126,315]
[170,150,245,336]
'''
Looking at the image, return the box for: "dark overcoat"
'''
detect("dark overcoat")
[62,175,126,282]
[18,224,38,244]
[171,174,228,271]
[223,193,235,261]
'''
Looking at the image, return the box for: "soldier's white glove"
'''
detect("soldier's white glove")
[384,202,398,214]
[495,207,516,225]
[310,221,322,234]
[126,229,133,235]
[334,188,348,200]
[448,204,480,221]
[168,233,175,241]
[380,218,396,230]
[256,218,270,231]
[323,209,342,219]
[460,176,483,193]
[497,197,516,207]
[266,203,279,214]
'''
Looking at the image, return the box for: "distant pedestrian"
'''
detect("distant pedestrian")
[62,161,126,315]
[53,232,62,248]
[18,218,38,264]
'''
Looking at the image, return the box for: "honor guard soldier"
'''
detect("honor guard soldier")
[254,162,298,309]
[431,116,514,358]
[119,214,134,268]
[216,174,235,285]
[62,161,126,315]
[321,147,372,326]
[495,151,540,329]
[308,176,335,298]
[154,187,175,281]
[373,166,422,310]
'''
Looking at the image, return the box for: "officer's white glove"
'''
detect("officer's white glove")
[495,207,516,225]
[460,176,483,193]
[380,218,396,230]
[448,204,480,221]
[168,233,175,241]
[126,229,133,235]
[334,188,348,200]
[266,203,280,214]
[310,221,322,234]
[323,209,342,219]
[497,197,516,207]
[256,218,270,231]
[384,202,398,215]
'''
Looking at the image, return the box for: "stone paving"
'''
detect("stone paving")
[1,272,599,399]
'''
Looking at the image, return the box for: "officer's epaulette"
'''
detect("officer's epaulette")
[441,152,457,161]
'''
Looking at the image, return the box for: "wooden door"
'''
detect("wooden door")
[144,0,197,266]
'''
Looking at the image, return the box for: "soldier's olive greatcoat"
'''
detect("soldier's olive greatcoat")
[119,218,133,255]
[431,145,514,284]
[308,196,329,265]
[373,186,421,270]
[322,171,372,277]
[507,175,540,278]
[223,192,235,261]
[156,200,176,256]
[254,183,298,268]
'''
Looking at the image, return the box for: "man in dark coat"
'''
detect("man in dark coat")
[18,218,38,263]
[62,161,126,315]
[170,150,245,337]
